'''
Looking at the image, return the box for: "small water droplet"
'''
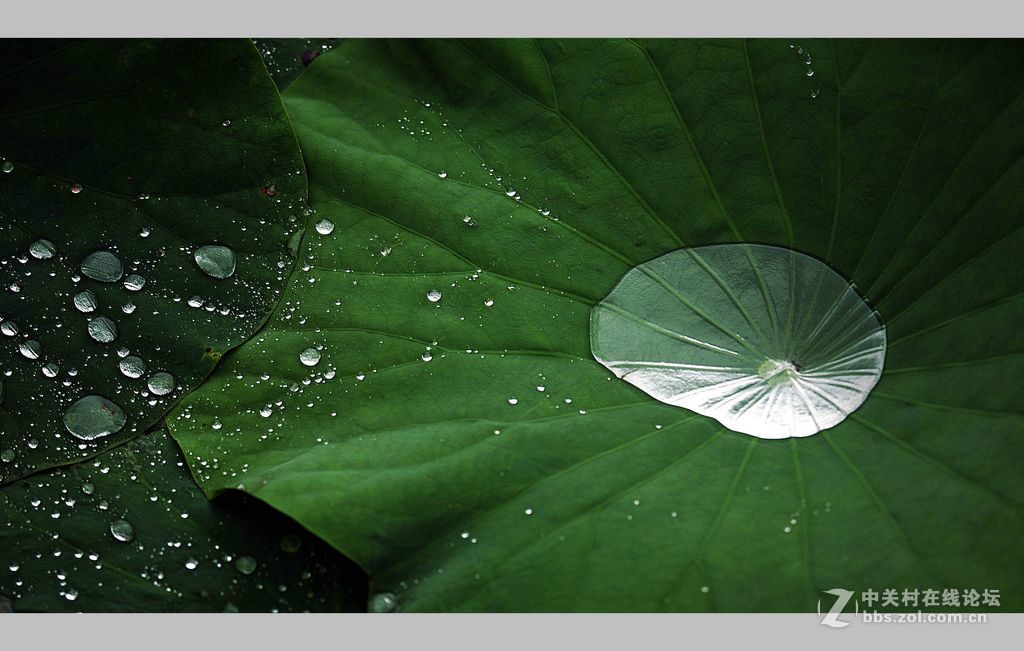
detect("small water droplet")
[194,245,236,279]
[426,289,442,303]
[70,183,83,194]
[806,69,815,77]
[63,395,126,441]
[369,592,398,613]
[81,482,95,495]
[81,251,123,283]
[185,557,198,570]
[64,589,78,601]
[508,397,518,405]
[315,219,335,235]
[42,362,59,378]
[299,347,321,367]
[421,351,433,362]
[483,298,494,307]
[110,519,135,542]
[29,239,57,260]
[437,170,447,179]
[1,161,13,174]
[0,449,15,463]
[280,534,302,553]
[147,372,176,396]
[234,556,257,575]
[0,321,18,336]
[87,316,118,343]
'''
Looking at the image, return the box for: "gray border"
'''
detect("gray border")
[1,0,1023,36]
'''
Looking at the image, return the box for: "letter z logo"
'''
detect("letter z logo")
[818,588,856,628]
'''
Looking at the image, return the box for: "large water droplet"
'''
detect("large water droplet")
[426,289,442,303]
[110,519,135,542]
[147,372,176,396]
[194,245,236,279]
[369,592,398,613]
[119,356,147,379]
[1,161,13,174]
[81,251,123,283]
[299,348,321,367]
[63,395,127,441]
[590,244,886,439]
[87,316,118,343]
[29,239,57,260]
[315,219,335,235]
[73,290,98,313]
[234,556,257,575]
[18,340,41,360]
[0,321,17,336]
[123,274,146,291]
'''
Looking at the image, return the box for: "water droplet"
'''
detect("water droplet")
[81,482,95,495]
[81,251,123,283]
[63,395,126,441]
[426,289,442,303]
[806,69,815,77]
[139,227,151,238]
[70,183,83,194]
[123,274,146,291]
[437,170,447,179]
[524,508,533,515]
[701,585,710,593]
[194,245,236,279]
[147,372,176,396]
[42,362,59,378]
[87,316,118,343]
[590,244,886,439]
[369,592,398,613]
[507,397,518,405]
[222,119,232,127]
[73,290,98,313]
[421,351,433,362]
[0,321,17,336]
[122,303,136,314]
[110,519,135,542]
[483,299,494,307]
[64,589,78,601]
[1,161,13,174]
[315,219,335,235]
[18,340,41,360]
[0,449,15,463]
[234,556,257,575]
[187,295,205,308]
[280,534,302,553]
[299,348,321,367]
[118,356,146,379]
[185,557,198,570]
[29,239,57,260]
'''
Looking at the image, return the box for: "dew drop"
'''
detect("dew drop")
[185,558,198,570]
[73,290,98,313]
[110,519,135,542]
[369,592,398,613]
[437,170,447,179]
[299,348,321,367]
[426,289,442,303]
[118,356,146,379]
[80,251,123,283]
[280,534,302,553]
[29,239,57,260]
[421,351,433,362]
[1,161,13,174]
[234,556,257,575]
[87,316,118,343]
[315,219,335,235]
[42,362,59,378]
[0,449,15,463]
[194,245,236,279]
[63,395,127,441]
[70,183,83,194]
[147,372,176,396]
[0,321,17,336]
[18,340,41,360]
[123,274,146,291]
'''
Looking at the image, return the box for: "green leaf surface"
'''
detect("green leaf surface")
[0,429,367,612]
[0,39,306,482]
[254,39,339,91]
[170,39,1024,611]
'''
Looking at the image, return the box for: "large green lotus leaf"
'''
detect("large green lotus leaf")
[0,40,306,482]
[0,429,367,612]
[169,39,1024,611]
